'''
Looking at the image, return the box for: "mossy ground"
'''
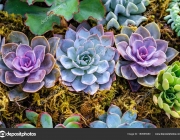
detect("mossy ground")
[0,0,180,128]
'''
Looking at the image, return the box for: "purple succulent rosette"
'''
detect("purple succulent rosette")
[0,31,60,101]
[56,22,120,95]
[115,22,179,91]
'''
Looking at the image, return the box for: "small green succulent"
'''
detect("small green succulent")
[164,0,180,36]
[15,110,82,128]
[154,61,180,118]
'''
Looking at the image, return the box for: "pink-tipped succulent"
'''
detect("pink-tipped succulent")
[56,22,120,95]
[115,22,179,91]
[0,31,60,101]
[15,110,82,128]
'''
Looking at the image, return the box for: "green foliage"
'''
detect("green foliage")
[154,61,180,118]
[164,0,180,36]
[4,0,105,35]
[74,0,105,22]
[15,110,82,128]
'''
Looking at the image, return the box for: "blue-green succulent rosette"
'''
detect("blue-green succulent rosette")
[90,105,157,128]
[99,0,150,30]
[56,22,120,95]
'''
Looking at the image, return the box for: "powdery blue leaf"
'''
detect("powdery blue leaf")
[106,113,121,128]
[81,74,97,85]
[84,83,99,95]
[90,121,108,128]
[107,105,122,117]
[121,110,137,124]
[145,22,161,39]
[72,77,88,92]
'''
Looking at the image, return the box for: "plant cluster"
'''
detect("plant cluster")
[154,61,180,118]
[115,22,179,91]
[4,0,105,35]
[99,0,150,30]
[164,0,180,36]
[90,105,156,128]
[15,110,82,128]
[56,22,119,95]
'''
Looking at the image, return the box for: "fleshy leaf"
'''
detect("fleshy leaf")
[121,110,137,124]
[39,112,53,128]
[106,113,121,128]
[65,122,81,128]
[74,0,105,22]
[63,115,81,126]
[90,121,108,128]
[15,124,36,128]
[7,86,29,102]
[26,110,38,125]
[7,31,29,45]
[107,105,122,117]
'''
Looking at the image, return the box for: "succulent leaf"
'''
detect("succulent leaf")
[99,0,149,29]
[26,110,38,125]
[115,22,178,92]
[90,105,156,128]
[39,112,53,128]
[154,61,180,118]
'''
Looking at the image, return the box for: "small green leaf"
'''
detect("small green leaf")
[162,78,169,90]
[39,112,53,128]
[15,124,36,128]
[25,13,60,35]
[5,0,49,16]
[65,122,81,128]
[74,0,105,22]
[163,103,171,113]
[63,115,81,126]
[163,72,174,84]
[174,84,180,91]
[26,110,39,125]
[170,111,180,118]
[157,93,164,108]
[48,0,79,21]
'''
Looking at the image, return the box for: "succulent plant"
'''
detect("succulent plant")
[4,0,105,35]
[15,110,82,128]
[164,0,180,36]
[90,105,156,128]
[99,0,150,30]
[56,22,120,95]
[115,22,179,91]
[0,31,60,101]
[153,61,180,118]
